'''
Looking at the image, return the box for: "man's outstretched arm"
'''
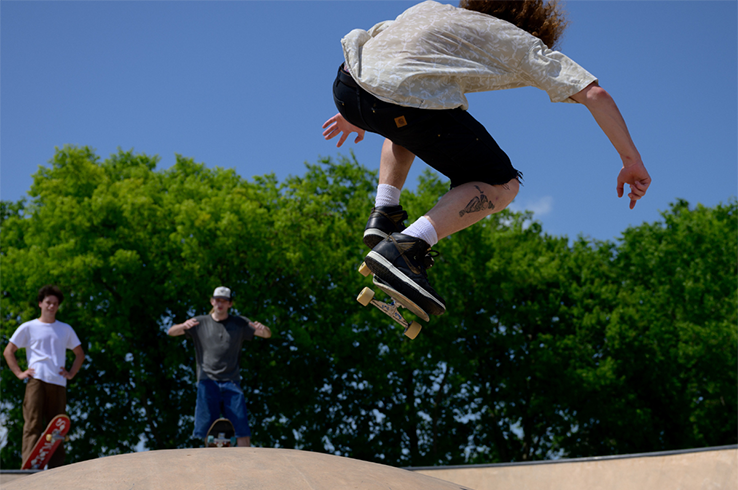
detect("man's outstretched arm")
[570,82,651,209]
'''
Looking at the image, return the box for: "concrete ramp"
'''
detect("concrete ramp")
[2,447,471,490]
[411,446,737,490]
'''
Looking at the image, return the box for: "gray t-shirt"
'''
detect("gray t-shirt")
[185,314,256,382]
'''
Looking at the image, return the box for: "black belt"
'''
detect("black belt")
[338,64,358,89]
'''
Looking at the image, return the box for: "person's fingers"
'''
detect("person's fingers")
[321,116,337,129]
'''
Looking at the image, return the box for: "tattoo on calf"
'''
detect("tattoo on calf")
[459,185,495,218]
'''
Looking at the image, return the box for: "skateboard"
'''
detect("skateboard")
[356,262,425,339]
[206,418,237,448]
[21,414,71,470]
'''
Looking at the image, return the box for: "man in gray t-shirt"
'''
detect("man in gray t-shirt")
[168,286,272,447]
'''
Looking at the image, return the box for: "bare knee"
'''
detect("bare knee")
[497,178,520,209]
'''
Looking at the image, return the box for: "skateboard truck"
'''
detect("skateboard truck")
[45,433,70,443]
[356,287,422,339]
[206,418,237,448]
[207,432,237,448]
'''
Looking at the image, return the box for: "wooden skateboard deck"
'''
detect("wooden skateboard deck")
[357,262,425,339]
[206,418,237,448]
[21,414,70,470]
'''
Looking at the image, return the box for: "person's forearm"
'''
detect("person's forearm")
[69,353,85,378]
[168,324,186,336]
[3,351,22,377]
[572,84,642,166]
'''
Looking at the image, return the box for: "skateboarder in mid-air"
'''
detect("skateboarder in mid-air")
[168,287,272,447]
[3,285,85,468]
[323,0,651,317]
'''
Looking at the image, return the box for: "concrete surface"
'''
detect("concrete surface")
[2,445,735,490]
[0,472,38,488]
[412,446,737,490]
[0,447,472,490]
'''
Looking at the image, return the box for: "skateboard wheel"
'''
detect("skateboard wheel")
[356,287,375,306]
[231,437,238,447]
[404,321,422,340]
[46,434,52,442]
[358,262,371,277]
[207,435,214,444]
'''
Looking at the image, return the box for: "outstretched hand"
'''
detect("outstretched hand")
[617,161,651,209]
[322,113,365,148]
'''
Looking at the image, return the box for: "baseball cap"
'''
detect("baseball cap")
[212,287,233,300]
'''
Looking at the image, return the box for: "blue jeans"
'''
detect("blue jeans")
[193,380,251,439]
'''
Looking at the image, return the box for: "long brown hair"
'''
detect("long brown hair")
[459,0,569,50]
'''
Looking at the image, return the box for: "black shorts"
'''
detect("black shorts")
[332,65,522,188]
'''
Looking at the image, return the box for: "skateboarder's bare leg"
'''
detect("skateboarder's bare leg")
[237,436,251,447]
[362,140,414,248]
[424,179,520,240]
[379,139,414,190]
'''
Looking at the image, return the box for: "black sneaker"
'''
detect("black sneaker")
[364,233,446,316]
[363,205,408,249]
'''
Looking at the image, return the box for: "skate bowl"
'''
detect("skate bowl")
[2,445,735,490]
[0,447,472,490]
[411,445,737,490]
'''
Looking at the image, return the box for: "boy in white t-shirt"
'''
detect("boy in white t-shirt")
[3,285,85,468]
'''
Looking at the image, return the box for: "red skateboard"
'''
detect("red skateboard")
[21,414,71,469]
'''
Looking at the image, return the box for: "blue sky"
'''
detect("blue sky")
[2,0,736,243]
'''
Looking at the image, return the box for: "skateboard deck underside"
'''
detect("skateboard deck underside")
[206,419,236,447]
[21,415,70,470]
[357,261,427,339]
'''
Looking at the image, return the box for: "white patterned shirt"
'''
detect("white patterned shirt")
[341,0,597,110]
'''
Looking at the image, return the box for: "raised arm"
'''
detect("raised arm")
[251,321,272,339]
[168,318,199,337]
[570,82,651,209]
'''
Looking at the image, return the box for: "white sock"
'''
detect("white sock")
[375,184,401,207]
[403,216,438,247]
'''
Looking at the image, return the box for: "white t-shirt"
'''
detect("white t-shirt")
[342,0,597,110]
[9,319,81,387]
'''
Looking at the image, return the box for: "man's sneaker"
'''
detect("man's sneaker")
[363,205,408,249]
[364,233,446,316]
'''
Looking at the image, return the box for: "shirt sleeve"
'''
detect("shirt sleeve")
[184,316,205,340]
[9,325,29,348]
[240,317,256,342]
[367,20,394,38]
[341,20,394,78]
[517,40,598,104]
[66,326,81,350]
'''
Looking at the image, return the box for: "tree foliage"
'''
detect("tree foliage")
[1,146,735,468]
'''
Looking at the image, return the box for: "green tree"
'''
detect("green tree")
[560,199,738,455]
[2,146,735,469]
